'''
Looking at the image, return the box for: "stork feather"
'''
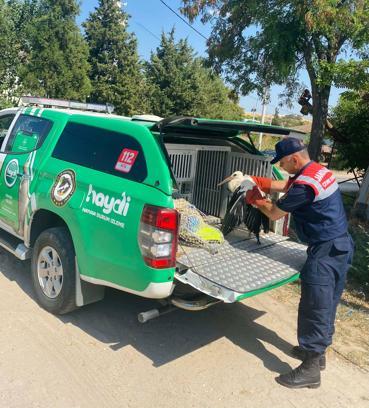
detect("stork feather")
[218,171,270,242]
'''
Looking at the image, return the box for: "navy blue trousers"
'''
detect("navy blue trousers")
[298,233,354,355]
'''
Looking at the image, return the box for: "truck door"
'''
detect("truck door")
[0,109,17,172]
[0,114,52,235]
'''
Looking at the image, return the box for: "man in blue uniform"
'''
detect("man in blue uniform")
[247,137,354,389]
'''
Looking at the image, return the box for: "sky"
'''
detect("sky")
[77,0,344,118]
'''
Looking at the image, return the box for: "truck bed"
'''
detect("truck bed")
[175,229,307,303]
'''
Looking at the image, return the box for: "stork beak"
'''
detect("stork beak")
[217,174,233,187]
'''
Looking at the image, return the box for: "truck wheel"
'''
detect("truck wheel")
[31,227,77,315]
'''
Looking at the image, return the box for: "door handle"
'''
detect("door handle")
[17,173,30,179]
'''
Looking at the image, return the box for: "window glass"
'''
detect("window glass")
[52,122,147,182]
[5,115,52,152]
[0,114,15,140]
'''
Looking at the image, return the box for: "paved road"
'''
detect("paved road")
[0,248,368,408]
[335,174,360,194]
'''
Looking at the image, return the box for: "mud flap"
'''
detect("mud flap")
[75,258,105,307]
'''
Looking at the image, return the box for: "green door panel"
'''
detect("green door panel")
[0,152,34,233]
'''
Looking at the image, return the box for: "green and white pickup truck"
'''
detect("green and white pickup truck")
[0,97,307,321]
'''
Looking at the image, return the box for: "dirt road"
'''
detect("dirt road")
[0,248,368,408]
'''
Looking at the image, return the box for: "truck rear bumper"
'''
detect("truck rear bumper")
[80,275,175,299]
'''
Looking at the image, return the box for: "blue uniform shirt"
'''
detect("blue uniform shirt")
[276,162,348,245]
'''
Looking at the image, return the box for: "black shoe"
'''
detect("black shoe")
[291,346,326,370]
[276,352,321,389]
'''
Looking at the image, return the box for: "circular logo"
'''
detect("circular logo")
[4,159,19,188]
[51,170,76,207]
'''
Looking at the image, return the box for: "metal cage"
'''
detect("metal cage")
[166,143,272,218]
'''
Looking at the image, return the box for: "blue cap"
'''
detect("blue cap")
[270,137,306,164]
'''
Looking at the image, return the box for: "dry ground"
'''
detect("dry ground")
[0,248,369,408]
[270,282,369,370]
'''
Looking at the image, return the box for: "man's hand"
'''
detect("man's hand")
[251,176,272,194]
[245,186,267,207]
[249,176,288,194]
[246,186,289,221]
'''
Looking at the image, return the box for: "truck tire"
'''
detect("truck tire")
[31,227,77,315]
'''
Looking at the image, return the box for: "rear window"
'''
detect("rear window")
[52,122,147,182]
[5,114,52,152]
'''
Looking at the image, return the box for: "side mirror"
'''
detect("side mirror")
[11,130,39,153]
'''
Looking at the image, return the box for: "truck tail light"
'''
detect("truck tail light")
[138,205,179,269]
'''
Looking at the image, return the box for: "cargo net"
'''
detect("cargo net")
[174,199,224,254]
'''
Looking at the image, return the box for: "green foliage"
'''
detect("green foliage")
[182,0,369,94]
[180,1,369,159]
[318,60,369,91]
[0,0,22,108]
[1,2,244,118]
[83,0,147,115]
[349,222,369,287]
[249,134,279,150]
[20,0,91,99]
[145,30,243,119]
[272,114,305,128]
[342,194,369,287]
[198,71,245,119]
[145,30,202,117]
[331,91,369,171]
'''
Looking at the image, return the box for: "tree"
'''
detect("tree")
[6,0,40,45]
[180,1,369,160]
[0,1,14,107]
[197,69,245,119]
[145,30,203,117]
[1,0,45,106]
[20,0,91,100]
[331,91,369,172]
[145,30,243,119]
[83,0,147,115]
[0,0,27,107]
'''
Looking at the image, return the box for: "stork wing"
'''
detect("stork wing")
[221,186,271,240]
[242,204,270,243]
[221,188,245,235]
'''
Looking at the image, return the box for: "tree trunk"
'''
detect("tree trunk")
[308,85,331,161]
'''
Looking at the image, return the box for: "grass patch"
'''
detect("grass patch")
[347,220,369,294]
[342,192,369,294]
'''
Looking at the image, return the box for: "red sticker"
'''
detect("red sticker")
[115,148,139,173]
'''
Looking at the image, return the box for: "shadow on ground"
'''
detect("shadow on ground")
[0,248,293,372]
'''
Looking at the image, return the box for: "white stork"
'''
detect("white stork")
[218,170,256,193]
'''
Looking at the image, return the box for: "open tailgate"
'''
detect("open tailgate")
[176,230,307,303]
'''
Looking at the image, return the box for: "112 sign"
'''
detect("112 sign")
[115,148,139,173]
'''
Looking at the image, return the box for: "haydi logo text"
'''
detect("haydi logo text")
[85,184,131,216]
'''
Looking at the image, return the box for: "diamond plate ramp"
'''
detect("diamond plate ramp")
[176,232,307,294]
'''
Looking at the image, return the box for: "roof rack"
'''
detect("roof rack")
[20,96,115,114]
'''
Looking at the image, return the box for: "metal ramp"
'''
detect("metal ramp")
[176,230,307,303]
